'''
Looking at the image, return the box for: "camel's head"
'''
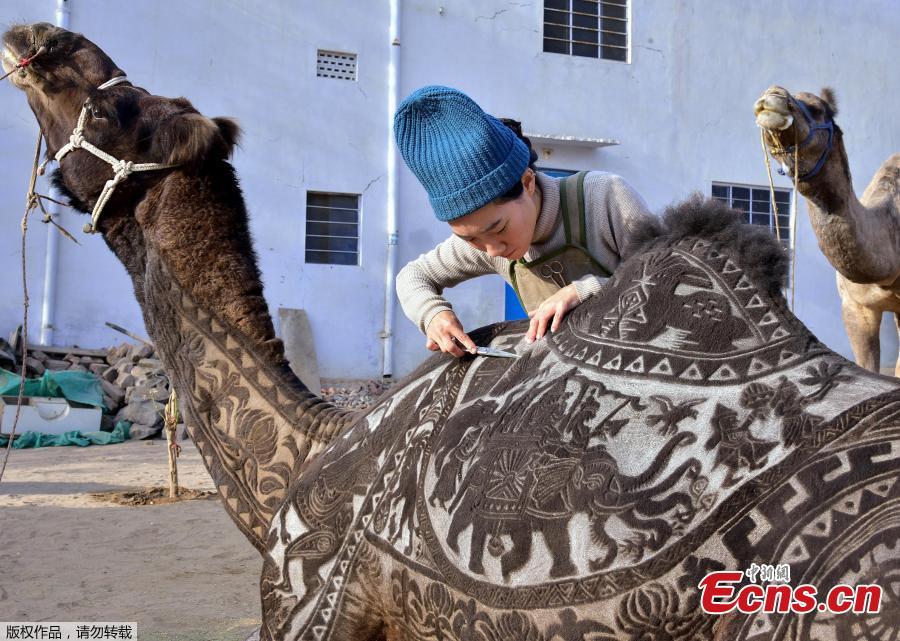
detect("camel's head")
[3,23,240,228]
[2,23,120,139]
[754,85,841,180]
[2,22,118,88]
[49,85,240,209]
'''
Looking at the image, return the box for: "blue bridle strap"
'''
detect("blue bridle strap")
[775,95,834,181]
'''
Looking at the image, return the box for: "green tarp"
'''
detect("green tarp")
[0,420,131,448]
[0,369,127,447]
[0,368,106,410]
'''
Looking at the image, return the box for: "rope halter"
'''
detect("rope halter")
[54,75,177,234]
[769,94,835,182]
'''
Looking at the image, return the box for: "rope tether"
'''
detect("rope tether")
[760,125,800,311]
[0,46,46,82]
[0,132,43,484]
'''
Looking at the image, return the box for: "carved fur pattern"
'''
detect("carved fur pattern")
[556,241,828,385]
[269,227,900,640]
[382,565,719,641]
[142,255,351,551]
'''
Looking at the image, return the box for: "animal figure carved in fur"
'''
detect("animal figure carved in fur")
[5,23,900,641]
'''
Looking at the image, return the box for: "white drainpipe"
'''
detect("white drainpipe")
[39,0,70,346]
[380,0,401,379]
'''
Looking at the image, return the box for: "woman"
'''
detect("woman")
[395,85,656,357]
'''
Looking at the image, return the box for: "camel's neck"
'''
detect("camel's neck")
[102,169,353,552]
[800,139,900,284]
[138,164,288,365]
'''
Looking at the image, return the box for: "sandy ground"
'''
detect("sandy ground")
[0,438,262,641]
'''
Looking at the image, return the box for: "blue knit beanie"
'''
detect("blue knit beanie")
[394,86,530,222]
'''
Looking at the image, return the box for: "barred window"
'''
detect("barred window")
[712,183,792,245]
[543,0,628,62]
[305,192,360,266]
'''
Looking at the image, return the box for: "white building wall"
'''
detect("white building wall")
[1,0,391,377]
[1,1,897,379]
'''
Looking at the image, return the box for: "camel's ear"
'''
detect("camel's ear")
[151,111,239,166]
[819,87,839,117]
[212,117,241,158]
[151,112,218,166]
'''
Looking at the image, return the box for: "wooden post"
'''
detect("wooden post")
[164,388,180,498]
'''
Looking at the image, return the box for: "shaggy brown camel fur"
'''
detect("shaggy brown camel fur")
[5,24,900,641]
[755,86,900,375]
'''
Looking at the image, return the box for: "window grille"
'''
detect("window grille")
[543,0,628,62]
[712,183,792,246]
[316,50,357,81]
[305,192,360,265]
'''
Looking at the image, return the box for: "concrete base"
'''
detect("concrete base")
[278,308,321,393]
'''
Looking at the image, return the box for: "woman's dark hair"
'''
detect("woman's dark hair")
[495,118,538,202]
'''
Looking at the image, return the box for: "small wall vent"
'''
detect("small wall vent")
[317,50,357,81]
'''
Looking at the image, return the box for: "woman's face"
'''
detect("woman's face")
[448,170,539,261]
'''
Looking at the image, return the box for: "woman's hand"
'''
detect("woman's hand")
[426,310,477,357]
[526,284,581,343]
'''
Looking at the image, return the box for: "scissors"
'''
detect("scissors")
[453,338,518,358]
[472,346,518,359]
[539,260,566,287]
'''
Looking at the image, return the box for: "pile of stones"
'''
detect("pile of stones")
[12,341,179,440]
[319,378,393,410]
[0,336,394,439]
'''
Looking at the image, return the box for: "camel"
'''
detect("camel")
[2,22,356,552]
[5,24,900,641]
[755,86,900,375]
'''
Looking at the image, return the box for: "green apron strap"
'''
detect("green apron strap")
[558,174,574,245]
[558,171,589,247]
[575,170,588,247]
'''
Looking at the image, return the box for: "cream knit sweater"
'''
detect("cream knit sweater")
[396,172,656,334]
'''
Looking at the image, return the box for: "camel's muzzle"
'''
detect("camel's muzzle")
[1,46,18,74]
[1,25,33,60]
